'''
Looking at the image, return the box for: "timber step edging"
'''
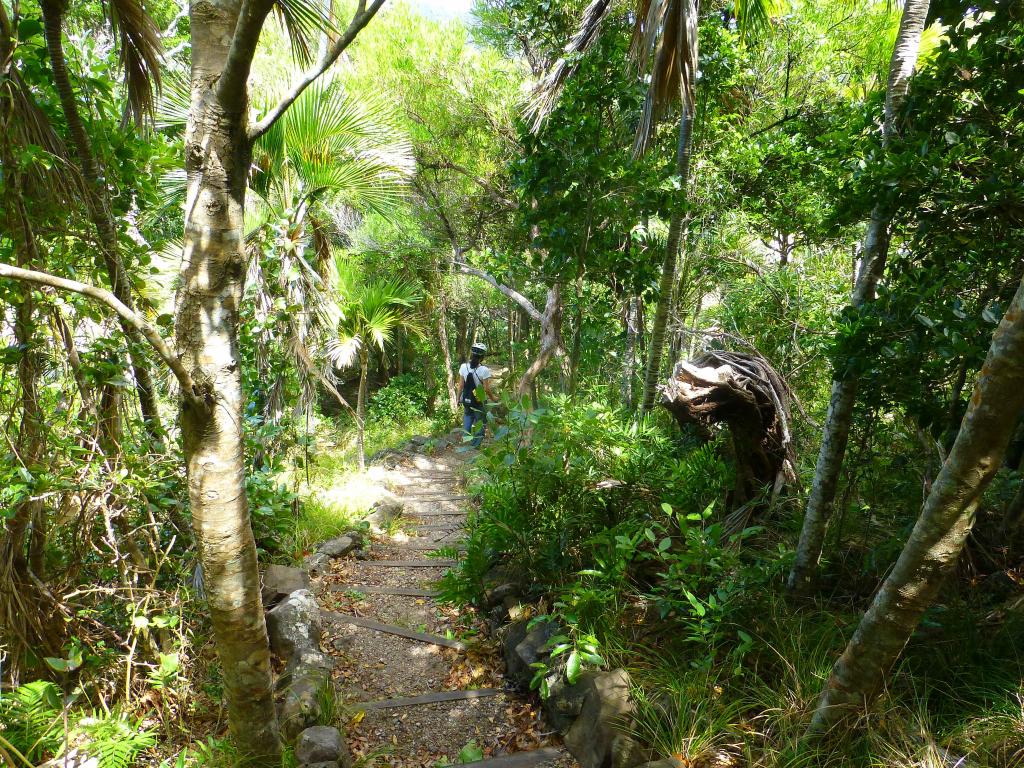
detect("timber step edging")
[362,559,458,567]
[323,611,465,650]
[461,748,565,768]
[327,584,439,597]
[352,687,503,711]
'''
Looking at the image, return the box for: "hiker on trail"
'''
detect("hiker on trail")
[458,342,497,447]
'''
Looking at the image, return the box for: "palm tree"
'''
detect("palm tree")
[531,0,778,417]
[245,77,414,423]
[327,260,424,470]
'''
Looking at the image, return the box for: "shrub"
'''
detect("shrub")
[369,373,431,424]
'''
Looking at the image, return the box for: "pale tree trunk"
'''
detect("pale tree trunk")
[809,275,1024,735]
[621,295,639,410]
[639,107,693,417]
[357,346,369,471]
[788,0,931,595]
[40,1,165,447]
[518,283,565,398]
[437,283,458,413]
[176,0,280,761]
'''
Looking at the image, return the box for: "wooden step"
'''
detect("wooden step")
[411,510,469,518]
[353,688,502,711]
[462,748,564,768]
[327,585,439,597]
[399,542,466,551]
[323,611,464,650]
[410,522,465,531]
[363,559,457,567]
[400,494,470,501]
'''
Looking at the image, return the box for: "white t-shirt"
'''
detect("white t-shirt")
[459,363,491,383]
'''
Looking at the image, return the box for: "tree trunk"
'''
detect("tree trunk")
[639,107,693,417]
[788,0,931,595]
[175,0,281,761]
[809,275,1024,735]
[621,295,639,410]
[517,284,564,398]
[40,1,165,447]
[357,346,368,471]
[437,258,458,413]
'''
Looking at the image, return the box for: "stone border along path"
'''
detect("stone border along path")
[313,447,579,768]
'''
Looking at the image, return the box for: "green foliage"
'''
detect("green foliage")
[369,373,431,424]
[0,681,64,762]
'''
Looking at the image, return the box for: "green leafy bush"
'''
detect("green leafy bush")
[369,373,431,424]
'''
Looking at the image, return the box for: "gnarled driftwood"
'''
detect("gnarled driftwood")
[660,351,797,527]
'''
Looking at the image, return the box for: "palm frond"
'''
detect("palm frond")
[528,0,614,130]
[734,0,785,41]
[632,0,699,157]
[155,70,189,135]
[107,0,164,125]
[273,0,339,68]
[254,77,414,220]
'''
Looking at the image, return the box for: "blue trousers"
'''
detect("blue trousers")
[463,407,486,447]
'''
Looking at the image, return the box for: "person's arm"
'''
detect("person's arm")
[483,376,497,402]
[456,370,464,401]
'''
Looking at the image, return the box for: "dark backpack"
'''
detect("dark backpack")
[461,367,481,408]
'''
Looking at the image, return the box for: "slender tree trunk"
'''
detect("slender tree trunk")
[518,284,564,398]
[639,107,693,417]
[621,295,639,409]
[788,0,931,595]
[175,0,281,761]
[40,1,165,447]
[357,347,368,471]
[809,275,1024,735]
[438,286,458,413]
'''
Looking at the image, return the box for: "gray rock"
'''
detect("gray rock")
[503,619,556,689]
[633,761,684,768]
[262,564,310,608]
[542,673,590,733]
[296,726,344,764]
[564,669,635,768]
[278,667,329,742]
[408,435,430,446]
[611,735,656,768]
[299,763,340,768]
[366,495,404,528]
[318,534,359,558]
[303,551,332,577]
[267,589,323,660]
[484,582,520,608]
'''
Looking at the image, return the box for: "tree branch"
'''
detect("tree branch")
[454,262,542,323]
[0,262,201,403]
[420,158,516,209]
[248,0,386,142]
[217,0,276,110]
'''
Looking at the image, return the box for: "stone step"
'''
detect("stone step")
[411,510,469,518]
[323,611,464,650]
[327,585,439,597]
[462,748,565,768]
[353,688,503,711]
[410,522,466,531]
[400,494,470,501]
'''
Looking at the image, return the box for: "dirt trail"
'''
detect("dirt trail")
[314,448,578,768]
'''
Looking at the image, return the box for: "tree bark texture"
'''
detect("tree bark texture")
[788,0,931,594]
[809,275,1024,735]
[40,0,165,446]
[175,0,281,761]
[357,346,369,471]
[517,283,565,397]
[640,106,693,417]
